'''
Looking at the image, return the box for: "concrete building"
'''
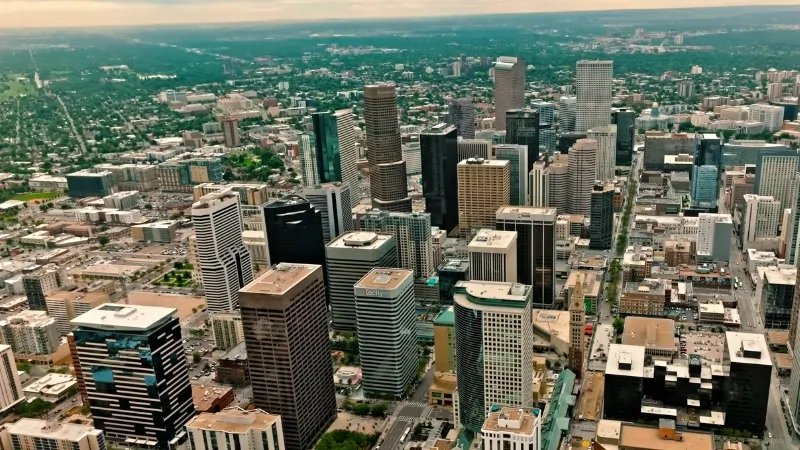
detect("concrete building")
[191,190,253,312]
[691,165,719,205]
[239,264,336,450]
[754,149,799,210]
[66,170,117,198]
[568,139,598,217]
[590,182,615,251]
[696,213,733,263]
[493,56,526,131]
[558,96,577,133]
[454,281,533,432]
[353,269,417,399]
[70,304,194,447]
[457,139,491,161]
[299,134,319,187]
[310,110,360,206]
[44,291,108,336]
[326,232,398,333]
[185,408,284,450]
[28,175,69,192]
[446,98,476,139]
[619,279,667,317]
[192,183,270,207]
[241,230,269,267]
[494,144,529,206]
[0,345,23,414]
[742,194,781,250]
[576,60,613,133]
[102,191,139,210]
[157,157,223,193]
[495,206,558,309]
[643,133,696,171]
[587,125,617,182]
[433,307,456,374]
[546,153,570,213]
[130,220,180,243]
[481,407,542,450]
[468,230,518,283]
[750,104,785,132]
[22,264,66,311]
[568,278,586,376]
[210,311,244,351]
[221,117,240,148]
[359,210,434,279]
[0,419,105,450]
[722,140,789,166]
[528,159,548,208]
[457,158,510,238]
[364,83,411,213]
[0,310,60,356]
[94,164,159,192]
[301,183,354,243]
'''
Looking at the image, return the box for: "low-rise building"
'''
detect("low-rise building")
[481,407,542,450]
[102,191,140,210]
[563,270,603,314]
[131,220,180,243]
[28,175,68,192]
[192,384,234,413]
[185,407,285,450]
[45,290,109,336]
[0,419,105,450]
[621,317,675,359]
[216,342,249,386]
[619,279,668,317]
[22,373,77,402]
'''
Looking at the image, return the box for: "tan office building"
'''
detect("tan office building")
[0,419,105,450]
[457,158,510,238]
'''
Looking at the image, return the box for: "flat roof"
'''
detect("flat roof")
[764,267,796,285]
[4,418,101,441]
[457,158,509,167]
[126,291,206,322]
[71,304,176,331]
[239,263,321,296]
[775,353,793,370]
[454,281,530,312]
[767,331,790,347]
[354,269,413,291]
[496,206,557,221]
[683,332,725,366]
[726,332,772,366]
[618,423,713,450]
[192,384,233,411]
[186,407,280,434]
[468,229,516,250]
[481,407,539,435]
[621,317,675,350]
[327,231,394,250]
[576,371,604,421]
[532,310,570,342]
[596,419,623,441]
[605,344,646,378]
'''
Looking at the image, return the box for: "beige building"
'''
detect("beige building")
[188,234,203,285]
[467,229,517,283]
[185,407,285,450]
[481,407,542,450]
[130,220,179,243]
[433,306,456,374]
[45,290,108,336]
[193,182,270,206]
[620,279,668,317]
[95,164,159,191]
[621,316,676,359]
[457,158,510,238]
[0,310,60,356]
[242,230,270,267]
[0,419,105,450]
[0,345,24,413]
[564,270,603,314]
[210,312,244,351]
[568,139,598,216]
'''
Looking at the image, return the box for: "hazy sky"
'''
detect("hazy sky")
[0,0,798,30]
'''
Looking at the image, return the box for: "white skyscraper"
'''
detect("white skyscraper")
[576,61,613,133]
[742,194,781,249]
[0,345,23,414]
[755,149,799,210]
[332,109,361,207]
[457,139,492,161]
[558,96,577,133]
[493,57,526,131]
[587,125,617,181]
[750,104,786,132]
[568,139,599,216]
[191,190,254,311]
[529,159,549,208]
[468,230,518,283]
[299,134,319,188]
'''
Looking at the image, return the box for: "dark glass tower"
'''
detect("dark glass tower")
[695,133,723,182]
[421,123,459,233]
[589,182,614,250]
[311,112,342,183]
[612,108,635,165]
[263,196,326,271]
[506,108,540,172]
[436,259,469,306]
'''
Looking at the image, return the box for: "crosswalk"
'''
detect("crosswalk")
[396,416,419,422]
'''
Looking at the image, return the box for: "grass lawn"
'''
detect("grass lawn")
[13,192,61,202]
[153,270,194,288]
[0,79,36,101]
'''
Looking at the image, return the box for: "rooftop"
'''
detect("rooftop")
[0,310,56,328]
[192,383,234,412]
[532,310,570,342]
[458,158,509,167]
[421,123,457,135]
[71,304,176,332]
[23,373,77,396]
[186,407,280,434]
[354,269,413,292]
[496,206,557,222]
[764,267,797,285]
[481,407,540,435]
[618,423,713,450]
[327,231,394,250]
[605,344,646,378]
[239,263,321,296]
[621,317,675,350]
[434,306,454,326]
[454,281,530,312]
[726,332,772,366]
[104,190,139,199]
[3,418,102,441]
[468,230,517,250]
[576,371,604,422]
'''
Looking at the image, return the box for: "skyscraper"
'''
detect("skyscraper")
[612,108,636,165]
[494,144,529,206]
[568,139,599,216]
[457,158,510,238]
[576,60,613,133]
[568,278,586,376]
[326,232,398,333]
[354,269,417,399]
[359,210,434,279]
[546,154,570,213]
[692,165,719,205]
[589,182,614,250]
[446,98,476,139]
[531,100,556,153]
[222,117,240,148]
[240,264,337,450]
[299,134,319,188]
[263,195,326,268]
[457,139,492,161]
[493,57,526,131]
[364,83,411,212]
[587,125,617,181]
[311,109,360,206]
[301,183,354,243]
[506,108,540,173]
[0,345,23,414]
[528,159,548,208]
[70,304,194,447]
[468,230,518,283]
[421,123,460,233]
[454,281,533,432]
[754,149,800,210]
[558,96,577,133]
[496,206,557,309]
[192,190,253,312]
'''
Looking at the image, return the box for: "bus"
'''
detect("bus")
[400,427,411,443]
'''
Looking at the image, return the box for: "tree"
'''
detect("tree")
[369,403,388,418]
[98,236,109,247]
[353,403,371,416]
[14,398,53,418]
[613,316,625,335]
[39,204,49,212]
[16,361,33,373]
[189,329,204,338]
[144,203,153,210]
[174,261,184,270]
[192,351,202,364]
[314,430,378,450]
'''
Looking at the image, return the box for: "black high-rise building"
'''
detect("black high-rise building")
[612,108,636,165]
[263,195,326,269]
[556,132,587,155]
[421,123,459,233]
[436,259,469,306]
[446,98,476,139]
[589,182,614,250]
[506,108,540,172]
[695,133,722,182]
[495,206,557,309]
[724,334,772,435]
[770,100,799,123]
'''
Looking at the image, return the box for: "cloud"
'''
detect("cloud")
[0,0,798,29]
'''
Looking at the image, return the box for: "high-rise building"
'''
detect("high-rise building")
[494,144,529,206]
[495,206,557,309]
[546,153,570,213]
[457,158,510,238]
[788,174,800,265]
[311,109,360,206]
[359,210,434,279]
[421,123,460,233]
[0,345,23,414]
[612,108,636,165]
[0,310,59,356]
[66,170,118,198]
[354,269,417,399]
[186,408,285,450]
[725,332,772,434]
[326,232,398,333]
[22,265,66,311]
[558,96,577,133]
[568,278,586,376]
[433,306,456,373]
[222,117,241,148]
[644,132,698,171]
[44,291,108,336]
[446,98,476,139]
[531,100,556,152]
[454,281,533,432]
[696,213,733,263]
[692,165,719,205]
[481,407,542,450]
[678,80,695,98]
[754,149,800,210]
[492,57,526,131]
[240,264,337,450]
[589,182,614,250]
[742,194,781,248]
[299,134,319,188]
[364,83,411,212]
[436,259,469,306]
[568,139,599,216]
[467,230,518,283]
[192,190,253,312]
[576,60,613,133]
[70,304,194,447]
[263,195,325,269]
[0,419,106,450]
[528,159,548,208]
[587,125,617,181]
[750,104,786,132]
[210,311,244,351]
[506,109,540,173]
[457,139,491,161]
[301,183,354,243]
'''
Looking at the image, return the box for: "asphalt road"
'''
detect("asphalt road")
[381,419,412,450]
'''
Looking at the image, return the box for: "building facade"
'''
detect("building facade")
[301,183,355,243]
[421,123,460,233]
[568,139,599,216]
[457,158,510,238]
[467,230,518,283]
[311,110,360,206]
[493,57,526,131]
[576,60,613,133]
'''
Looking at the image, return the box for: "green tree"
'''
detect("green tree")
[369,403,388,417]
[613,317,625,335]
[314,430,378,450]
[16,361,33,373]
[98,236,109,247]
[192,351,202,364]
[353,403,371,416]
[174,261,184,270]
